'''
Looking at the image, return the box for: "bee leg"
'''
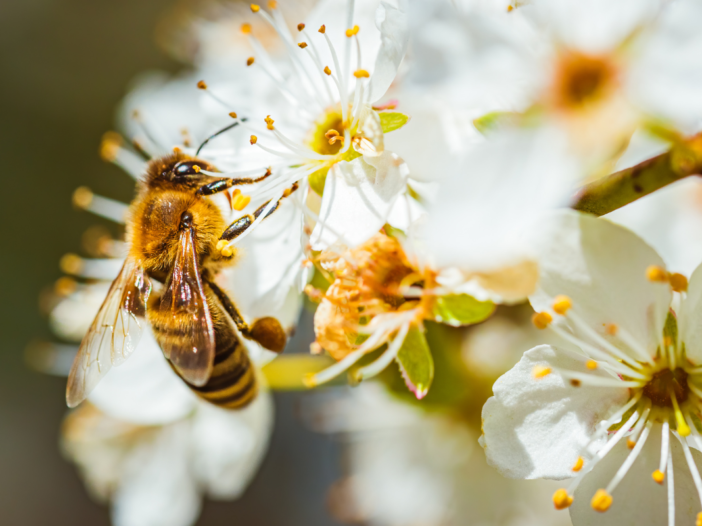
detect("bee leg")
[205,279,287,353]
[196,168,273,196]
[219,182,300,242]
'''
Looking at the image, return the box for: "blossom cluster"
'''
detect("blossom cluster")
[39,0,702,525]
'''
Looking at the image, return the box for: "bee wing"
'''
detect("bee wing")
[159,225,215,387]
[66,258,152,408]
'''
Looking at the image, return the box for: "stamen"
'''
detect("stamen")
[552,295,572,315]
[552,368,643,388]
[586,360,598,370]
[670,272,688,293]
[72,187,128,224]
[324,66,331,75]
[353,69,370,78]
[670,387,691,436]
[197,80,207,90]
[676,432,702,509]
[572,457,584,472]
[590,489,613,512]
[265,115,275,130]
[352,321,411,381]
[532,365,551,379]
[99,133,146,179]
[345,25,359,37]
[241,23,252,34]
[247,57,255,66]
[553,489,573,510]
[250,135,258,145]
[250,4,260,13]
[606,421,652,493]
[297,23,305,31]
[647,265,669,283]
[653,469,665,484]
[532,311,553,329]
[60,254,124,281]
[667,447,675,526]
[323,32,349,123]
[298,42,308,49]
[660,421,671,475]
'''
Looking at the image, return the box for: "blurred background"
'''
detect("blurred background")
[0,0,343,523]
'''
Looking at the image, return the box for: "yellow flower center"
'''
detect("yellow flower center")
[308,106,348,156]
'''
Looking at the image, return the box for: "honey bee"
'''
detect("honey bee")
[66,151,298,409]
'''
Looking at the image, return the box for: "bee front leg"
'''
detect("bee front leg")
[196,168,272,196]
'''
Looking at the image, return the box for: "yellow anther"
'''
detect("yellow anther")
[570,379,581,387]
[605,323,618,336]
[572,457,584,472]
[268,0,277,8]
[60,253,83,275]
[247,57,255,66]
[552,295,572,315]
[229,112,238,119]
[507,4,514,11]
[647,265,669,283]
[627,439,636,449]
[264,115,275,130]
[318,24,326,34]
[590,489,612,512]
[670,272,688,292]
[533,365,551,379]
[652,470,665,484]
[532,311,553,330]
[697,511,702,526]
[297,23,306,31]
[55,276,77,296]
[250,135,258,145]
[172,146,182,154]
[552,489,573,510]
[241,23,252,34]
[250,4,260,12]
[232,193,251,211]
[73,186,93,209]
[353,69,370,78]
[197,80,207,90]
[678,420,691,437]
[99,131,122,161]
[324,65,332,76]
[586,360,598,370]
[345,25,359,37]
[303,372,317,388]
[298,42,308,49]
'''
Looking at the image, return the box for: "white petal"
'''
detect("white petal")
[310,152,408,250]
[113,422,201,526]
[424,127,580,273]
[191,388,274,499]
[89,330,198,425]
[571,425,702,526]
[679,262,702,365]
[530,210,672,356]
[367,1,409,103]
[50,283,110,342]
[481,345,630,480]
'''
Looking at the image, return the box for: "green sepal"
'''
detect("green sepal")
[473,111,519,136]
[396,325,434,399]
[432,294,495,327]
[309,148,363,196]
[379,112,410,134]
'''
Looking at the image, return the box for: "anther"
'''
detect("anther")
[652,470,665,484]
[247,57,255,66]
[572,457,584,472]
[647,265,669,283]
[696,511,702,526]
[552,295,572,315]
[570,379,581,387]
[55,276,77,296]
[532,311,552,330]
[264,115,275,130]
[297,23,305,31]
[250,135,258,145]
[590,489,612,512]
[99,131,122,162]
[606,323,618,336]
[586,360,598,370]
[507,4,514,11]
[60,254,83,275]
[229,112,238,119]
[324,66,332,76]
[532,365,551,379]
[345,25,359,37]
[73,187,93,209]
[353,69,370,78]
[233,194,251,211]
[268,0,277,8]
[670,272,688,292]
[197,80,207,90]
[173,146,182,153]
[250,4,260,13]
[627,439,636,449]
[298,42,308,49]
[318,25,326,33]
[241,23,252,34]
[553,489,573,510]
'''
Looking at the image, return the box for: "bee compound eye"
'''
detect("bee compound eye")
[172,160,208,178]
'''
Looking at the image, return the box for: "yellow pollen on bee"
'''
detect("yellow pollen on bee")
[652,470,665,484]
[552,295,572,315]
[232,194,251,211]
[192,165,201,173]
[627,439,636,449]
[647,265,669,283]
[345,25,359,37]
[297,23,305,31]
[222,245,234,257]
[250,4,260,13]
[73,186,94,209]
[586,360,598,370]
[353,69,370,78]
[533,365,551,379]
[318,24,326,33]
[591,489,613,512]
[606,323,618,336]
[670,272,688,292]
[572,457,584,472]
[532,311,553,330]
[264,115,275,130]
[197,80,207,90]
[250,135,258,144]
[552,489,573,510]
[247,57,255,66]
[241,23,252,34]
[229,112,238,119]
[324,65,332,76]
[298,42,308,49]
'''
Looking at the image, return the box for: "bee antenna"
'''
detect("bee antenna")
[196,118,248,156]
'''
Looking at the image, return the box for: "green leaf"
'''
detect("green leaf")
[309,149,362,196]
[432,294,495,327]
[379,112,410,134]
[473,111,518,136]
[396,326,434,399]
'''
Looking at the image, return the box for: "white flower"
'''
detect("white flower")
[481,209,702,524]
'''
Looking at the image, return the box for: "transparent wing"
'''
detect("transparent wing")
[159,226,215,387]
[66,258,152,407]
